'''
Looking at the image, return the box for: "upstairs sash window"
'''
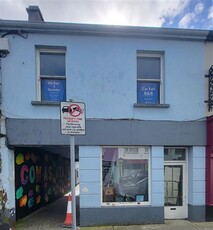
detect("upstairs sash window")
[137,53,163,105]
[37,49,66,102]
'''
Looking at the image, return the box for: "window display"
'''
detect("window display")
[102,147,150,204]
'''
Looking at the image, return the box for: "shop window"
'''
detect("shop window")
[36,48,66,102]
[102,146,150,205]
[137,52,164,104]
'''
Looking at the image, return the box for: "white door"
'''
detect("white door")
[164,162,187,219]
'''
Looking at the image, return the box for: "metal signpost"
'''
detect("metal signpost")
[60,101,86,230]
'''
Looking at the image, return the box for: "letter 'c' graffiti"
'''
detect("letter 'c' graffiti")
[20,165,28,185]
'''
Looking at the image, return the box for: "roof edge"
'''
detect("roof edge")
[0,20,209,41]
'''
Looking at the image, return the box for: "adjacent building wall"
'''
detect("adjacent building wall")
[0,137,15,222]
[205,42,213,117]
[205,38,213,221]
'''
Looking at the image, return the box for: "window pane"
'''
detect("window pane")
[137,57,160,79]
[164,149,186,161]
[41,79,66,102]
[40,52,65,76]
[102,147,149,203]
[137,82,160,104]
[164,165,183,206]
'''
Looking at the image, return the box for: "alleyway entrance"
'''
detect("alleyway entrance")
[15,192,80,229]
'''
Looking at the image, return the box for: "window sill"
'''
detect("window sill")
[31,101,60,106]
[134,103,170,108]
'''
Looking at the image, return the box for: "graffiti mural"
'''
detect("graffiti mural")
[15,148,70,220]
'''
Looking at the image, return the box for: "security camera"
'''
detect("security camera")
[0,38,10,58]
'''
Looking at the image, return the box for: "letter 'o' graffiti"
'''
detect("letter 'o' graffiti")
[29,166,35,184]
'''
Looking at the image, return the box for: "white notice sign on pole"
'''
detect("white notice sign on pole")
[60,101,86,135]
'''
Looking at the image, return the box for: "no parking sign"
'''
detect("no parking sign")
[60,101,86,230]
[60,101,86,135]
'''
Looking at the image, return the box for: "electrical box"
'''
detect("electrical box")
[0,38,10,54]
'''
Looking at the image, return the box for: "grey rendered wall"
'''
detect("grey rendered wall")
[80,207,164,226]
[6,119,206,146]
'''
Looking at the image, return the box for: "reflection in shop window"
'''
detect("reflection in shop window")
[102,147,150,204]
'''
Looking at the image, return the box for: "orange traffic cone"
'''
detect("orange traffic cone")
[62,194,72,227]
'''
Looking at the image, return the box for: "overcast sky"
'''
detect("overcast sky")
[0,0,213,29]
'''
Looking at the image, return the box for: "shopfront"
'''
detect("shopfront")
[79,144,205,226]
[6,118,206,226]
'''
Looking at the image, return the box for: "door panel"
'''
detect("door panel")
[164,163,187,219]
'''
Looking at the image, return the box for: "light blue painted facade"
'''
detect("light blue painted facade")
[188,147,206,206]
[151,146,164,207]
[0,17,209,225]
[1,35,205,121]
[79,146,101,208]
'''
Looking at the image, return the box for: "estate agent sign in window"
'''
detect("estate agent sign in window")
[37,49,66,102]
[137,52,163,104]
[102,146,150,205]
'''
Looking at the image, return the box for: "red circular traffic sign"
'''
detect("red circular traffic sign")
[68,104,82,117]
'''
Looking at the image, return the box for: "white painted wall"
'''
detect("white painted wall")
[205,42,213,117]
[0,137,15,215]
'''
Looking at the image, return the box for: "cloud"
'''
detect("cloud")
[178,1,206,28]
[178,13,194,28]
[1,0,190,27]
[209,6,213,20]
[0,0,211,29]
[194,2,204,14]
[93,0,190,27]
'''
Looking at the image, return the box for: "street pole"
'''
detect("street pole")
[70,136,76,230]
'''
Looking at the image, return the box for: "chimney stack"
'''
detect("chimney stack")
[26,5,44,22]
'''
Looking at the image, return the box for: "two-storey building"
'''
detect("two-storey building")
[0,5,210,226]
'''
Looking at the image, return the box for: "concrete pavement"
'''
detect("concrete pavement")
[81,221,213,230]
[14,194,213,230]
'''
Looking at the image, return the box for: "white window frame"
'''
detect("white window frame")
[101,146,151,206]
[36,48,66,101]
[137,52,164,104]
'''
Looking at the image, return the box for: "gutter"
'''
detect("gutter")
[0,20,209,41]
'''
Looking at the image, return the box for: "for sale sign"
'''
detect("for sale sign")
[60,101,86,135]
